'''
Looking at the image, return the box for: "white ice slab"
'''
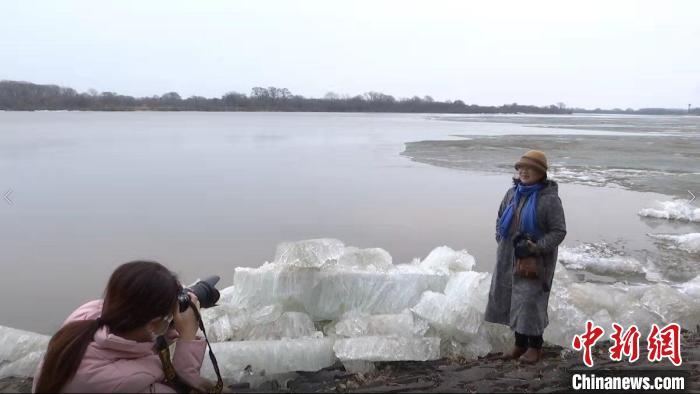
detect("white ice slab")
[0,326,50,379]
[200,337,336,380]
[333,336,441,362]
[332,309,429,338]
[231,267,449,321]
[200,304,318,342]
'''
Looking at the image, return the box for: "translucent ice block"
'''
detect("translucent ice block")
[333,336,441,362]
[200,337,336,380]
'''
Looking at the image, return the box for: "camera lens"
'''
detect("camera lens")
[179,275,221,312]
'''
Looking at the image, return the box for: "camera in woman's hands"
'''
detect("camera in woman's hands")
[178,275,221,313]
[513,232,537,258]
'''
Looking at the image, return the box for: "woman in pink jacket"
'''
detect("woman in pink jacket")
[33,261,210,393]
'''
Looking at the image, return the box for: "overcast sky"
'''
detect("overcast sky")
[2,0,699,108]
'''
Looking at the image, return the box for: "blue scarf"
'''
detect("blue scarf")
[497,182,544,239]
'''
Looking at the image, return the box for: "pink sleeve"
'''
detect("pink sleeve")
[172,339,211,391]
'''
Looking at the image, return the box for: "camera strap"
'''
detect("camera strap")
[193,306,224,394]
[155,305,224,394]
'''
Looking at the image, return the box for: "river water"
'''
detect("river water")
[0,111,698,334]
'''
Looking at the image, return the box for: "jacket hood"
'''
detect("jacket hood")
[539,179,559,195]
[92,326,156,359]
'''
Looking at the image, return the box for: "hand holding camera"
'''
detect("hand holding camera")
[513,232,540,280]
[513,232,539,259]
[173,292,200,341]
[174,276,221,341]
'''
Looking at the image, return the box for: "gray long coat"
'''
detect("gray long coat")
[484,179,567,336]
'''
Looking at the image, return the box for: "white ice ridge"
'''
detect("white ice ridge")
[638,200,700,222]
[648,233,700,254]
[3,238,700,383]
[227,241,472,321]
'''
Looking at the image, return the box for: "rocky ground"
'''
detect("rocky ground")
[2,331,698,393]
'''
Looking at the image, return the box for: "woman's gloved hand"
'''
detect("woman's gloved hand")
[526,240,540,255]
[173,292,200,341]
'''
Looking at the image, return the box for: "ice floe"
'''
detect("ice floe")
[648,233,700,253]
[638,200,700,222]
[558,243,648,277]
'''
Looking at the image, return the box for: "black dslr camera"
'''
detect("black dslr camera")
[513,232,537,259]
[178,275,221,313]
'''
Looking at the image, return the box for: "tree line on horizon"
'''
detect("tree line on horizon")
[1,80,697,115]
[0,80,572,114]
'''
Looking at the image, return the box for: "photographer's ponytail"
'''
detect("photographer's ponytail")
[34,319,102,393]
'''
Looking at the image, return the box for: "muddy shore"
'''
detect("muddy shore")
[401,134,700,198]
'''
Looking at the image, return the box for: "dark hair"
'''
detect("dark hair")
[35,261,181,393]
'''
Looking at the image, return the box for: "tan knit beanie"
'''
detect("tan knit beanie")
[514,150,548,173]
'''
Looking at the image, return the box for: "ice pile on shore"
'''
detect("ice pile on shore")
[199,239,489,381]
[226,242,467,321]
[3,238,700,385]
[545,264,700,348]
[638,200,700,222]
[648,233,700,254]
[206,239,678,382]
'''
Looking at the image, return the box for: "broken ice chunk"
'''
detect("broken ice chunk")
[217,285,236,304]
[0,351,44,379]
[200,304,249,342]
[333,309,429,338]
[0,326,50,364]
[677,275,700,298]
[443,271,491,312]
[199,338,336,380]
[641,283,700,329]
[0,326,50,379]
[335,247,393,271]
[231,267,448,320]
[273,238,346,268]
[413,246,475,274]
[411,291,482,341]
[245,312,318,340]
[333,336,441,362]
[543,267,687,347]
[200,304,318,341]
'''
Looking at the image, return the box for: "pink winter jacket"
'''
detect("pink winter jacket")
[32,300,209,393]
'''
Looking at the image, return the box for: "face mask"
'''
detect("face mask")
[149,314,174,340]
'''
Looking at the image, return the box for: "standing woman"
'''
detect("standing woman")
[484,150,566,363]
